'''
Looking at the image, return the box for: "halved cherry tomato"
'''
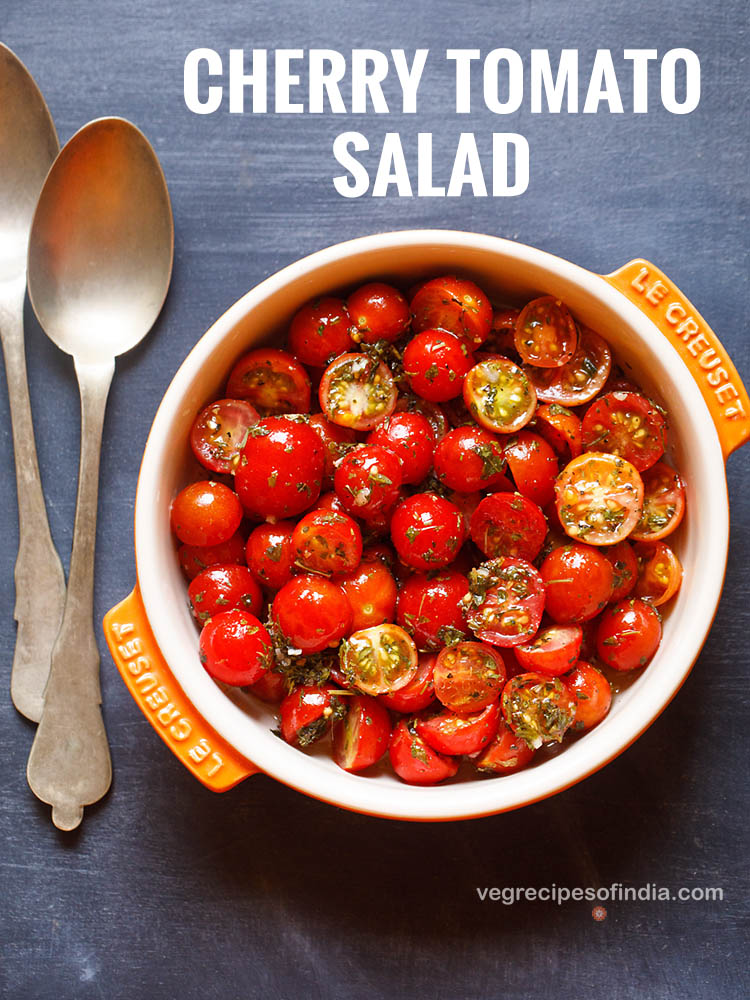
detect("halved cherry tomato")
[389,718,460,785]
[470,493,547,562]
[396,569,469,650]
[555,452,644,545]
[170,481,243,547]
[504,430,558,507]
[333,558,398,631]
[198,608,272,686]
[190,398,259,474]
[340,624,418,695]
[334,444,402,521]
[596,598,662,671]
[273,575,352,654]
[484,306,521,357]
[526,327,612,406]
[533,403,583,460]
[394,394,449,441]
[514,625,583,676]
[515,296,578,368]
[416,700,501,755]
[366,411,435,485]
[433,641,506,714]
[332,694,392,771]
[433,426,508,494]
[280,685,345,747]
[602,540,638,602]
[235,417,324,520]
[463,557,545,647]
[403,329,475,402]
[226,347,311,415]
[188,564,263,625]
[319,352,397,431]
[473,720,535,774]
[288,297,354,367]
[347,282,411,344]
[501,672,576,748]
[379,652,436,712]
[390,493,466,570]
[410,275,493,348]
[581,391,667,472]
[292,509,362,575]
[245,521,295,591]
[178,530,246,581]
[633,540,683,606]
[463,357,536,434]
[565,661,612,731]
[308,414,356,488]
[630,461,686,541]
[539,543,614,623]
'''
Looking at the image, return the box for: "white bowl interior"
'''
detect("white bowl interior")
[135,231,728,820]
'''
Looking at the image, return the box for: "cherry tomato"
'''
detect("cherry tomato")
[334,444,402,521]
[433,426,508,494]
[463,557,545,647]
[226,347,311,415]
[308,414,356,488]
[501,672,576,748]
[332,694,392,772]
[441,393,477,428]
[470,492,547,562]
[403,329,475,402]
[347,282,411,344]
[630,461,686,541]
[198,608,272,686]
[178,531,246,581]
[484,306,521,357]
[596,598,662,671]
[379,652,436,712]
[190,398,259,474]
[515,296,578,368]
[292,509,362,575]
[555,452,644,545]
[410,275,493,348]
[526,327,612,406]
[249,670,287,703]
[273,575,352,654]
[463,357,536,434]
[389,718,460,785]
[533,403,583,460]
[319,352,397,431]
[602,540,638,602]
[395,394,449,440]
[565,661,612,731]
[504,431,558,507]
[390,492,466,570]
[449,490,487,536]
[433,641,506,715]
[581,392,667,472]
[245,521,295,591]
[280,685,345,747]
[235,417,325,520]
[333,558,398,632]
[514,625,583,676]
[288,297,354,367]
[312,491,349,516]
[396,569,469,650]
[366,411,435,485]
[473,720,535,774]
[188,564,263,625]
[633,540,683,606]
[340,624,418,695]
[170,480,243,547]
[417,700,501,756]
[539,543,614,623]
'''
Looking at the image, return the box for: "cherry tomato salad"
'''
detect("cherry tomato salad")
[170,276,687,785]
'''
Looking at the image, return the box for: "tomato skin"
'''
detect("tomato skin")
[334,444,403,521]
[318,352,398,431]
[631,461,686,542]
[501,672,577,748]
[596,599,662,671]
[565,661,612,730]
[288,297,354,367]
[308,414,356,488]
[633,541,683,607]
[178,531,246,581]
[226,347,311,415]
[526,327,612,406]
[340,624,418,695]
[347,282,411,344]
[533,403,583,460]
[280,685,345,748]
[198,608,272,686]
[581,391,667,472]
[379,652,436,712]
[434,641,506,714]
[292,509,362,575]
[170,481,243,547]
[555,452,644,546]
[417,700,501,756]
[235,417,325,520]
[485,306,521,358]
[332,694,392,772]
[333,558,398,631]
[395,394,449,441]
[403,329,474,402]
[389,719,460,785]
[188,564,263,625]
[602,540,638,602]
[390,493,466,570]
[540,544,614,624]
[410,275,493,349]
[515,296,578,368]
[433,426,508,494]
[463,357,537,434]
[248,669,287,703]
[504,431,558,508]
[463,557,546,647]
[473,720,535,774]
[396,569,469,651]
[470,492,547,563]
[245,521,295,591]
[514,625,583,677]
[190,398,259,474]
[273,575,353,654]
[366,412,435,485]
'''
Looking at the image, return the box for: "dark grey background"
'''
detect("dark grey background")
[1,2,748,998]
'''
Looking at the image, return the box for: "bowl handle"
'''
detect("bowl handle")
[103,587,259,791]
[604,259,750,460]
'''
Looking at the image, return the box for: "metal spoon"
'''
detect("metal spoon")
[0,43,66,723]
[26,117,174,830]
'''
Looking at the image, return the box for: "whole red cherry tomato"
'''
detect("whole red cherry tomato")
[416,700,501,756]
[390,492,466,570]
[515,295,578,368]
[378,652,437,712]
[292,509,362,575]
[170,481,243,547]
[514,625,583,677]
[501,672,576,748]
[319,353,397,431]
[366,412,435,485]
[199,608,272,686]
[287,297,354,367]
[190,398,259,474]
[333,558,397,632]
[178,530,246,581]
[308,414,356,488]
[273,575,352,654]
[540,543,614,623]
[602,540,638,602]
[396,569,469,650]
[433,641,506,714]
[347,281,411,344]
[280,685,345,747]
[410,275,493,348]
[312,491,349,516]
[433,426,508,494]
[245,521,295,591]
[463,557,545,647]
[395,394,449,441]
[249,670,287,703]
[403,329,475,402]
[596,599,662,671]
[332,694,392,772]
[581,391,667,472]
[226,347,311,415]
[473,720,535,774]
[504,431,558,508]
[470,492,547,562]
[188,564,263,625]
[389,719,460,785]
[565,661,612,730]
[334,444,402,521]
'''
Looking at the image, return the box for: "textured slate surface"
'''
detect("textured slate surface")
[1,2,748,998]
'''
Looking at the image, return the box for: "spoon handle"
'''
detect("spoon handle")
[27,358,114,830]
[0,281,66,722]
